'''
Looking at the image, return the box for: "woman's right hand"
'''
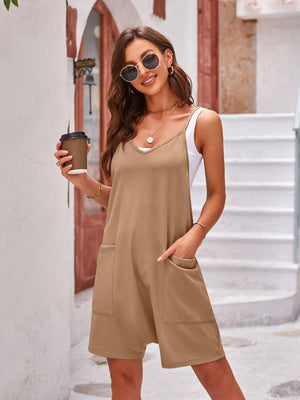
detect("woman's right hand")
[54,141,91,186]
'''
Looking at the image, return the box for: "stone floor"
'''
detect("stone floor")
[69,316,300,400]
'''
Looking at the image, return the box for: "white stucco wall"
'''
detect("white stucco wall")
[0,2,72,399]
[257,16,300,113]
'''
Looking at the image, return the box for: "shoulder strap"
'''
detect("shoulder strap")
[183,106,203,132]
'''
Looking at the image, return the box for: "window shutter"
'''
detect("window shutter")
[66,6,77,58]
[153,0,166,19]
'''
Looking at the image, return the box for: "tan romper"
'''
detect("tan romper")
[88,107,225,368]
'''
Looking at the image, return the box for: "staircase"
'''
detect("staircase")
[192,113,300,327]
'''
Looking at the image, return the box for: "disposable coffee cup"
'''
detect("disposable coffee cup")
[60,131,90,174]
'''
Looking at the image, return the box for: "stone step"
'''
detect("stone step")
[209,288,297,327]
[220,113,295,137]
[195,158,295,183]
[191,182,294,208]
[226,159,294,182]
[196,231,294,262]
[192,206,294,234]
[199,258,300,327]
[198,258,299,291]
[223,135,295,159]
[193,114,300,327]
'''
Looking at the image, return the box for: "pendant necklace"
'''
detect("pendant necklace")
[144,117,169,145]
[146,100,179,144]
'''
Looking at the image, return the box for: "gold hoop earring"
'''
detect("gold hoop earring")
[168,66,174,76]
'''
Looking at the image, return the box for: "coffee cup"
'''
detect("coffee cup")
[59,131,90,174]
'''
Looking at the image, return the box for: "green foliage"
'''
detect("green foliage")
[4,0,67,11]
[4,0,19,10]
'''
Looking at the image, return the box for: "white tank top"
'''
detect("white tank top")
[137,107,205,186]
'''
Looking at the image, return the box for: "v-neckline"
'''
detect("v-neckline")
[129,106,202,155]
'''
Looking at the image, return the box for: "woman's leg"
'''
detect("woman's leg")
[107,358,143,400]
[191,356,246,400]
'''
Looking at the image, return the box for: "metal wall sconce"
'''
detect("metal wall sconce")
[84,73,96,115]
[73,58,96,84]
[73,58,96,115]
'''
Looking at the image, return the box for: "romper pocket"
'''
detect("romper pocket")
[92,244,116,316]
[163,254,215,324]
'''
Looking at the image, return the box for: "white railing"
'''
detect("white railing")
[293,81,300,263]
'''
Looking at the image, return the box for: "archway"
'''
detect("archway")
[72,0,142,54]
[74,0,119,293]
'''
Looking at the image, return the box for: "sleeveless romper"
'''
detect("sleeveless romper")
[88,106,225,368]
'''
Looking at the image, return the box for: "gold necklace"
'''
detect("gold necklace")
[144,117,169,145]
[146,100,179,144]
[147,99,179,114]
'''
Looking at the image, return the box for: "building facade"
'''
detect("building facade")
[0,1,299,399]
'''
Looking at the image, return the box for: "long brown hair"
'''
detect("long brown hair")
[101,26,194,179]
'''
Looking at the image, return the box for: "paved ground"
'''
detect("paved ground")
[69,316,300,400]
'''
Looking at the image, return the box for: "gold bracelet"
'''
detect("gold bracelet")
[87,182,103,199]
[192,222,206,238]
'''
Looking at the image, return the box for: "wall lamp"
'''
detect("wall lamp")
[73,58,96,115]
[73,58,96,85]
[84,73,96,115]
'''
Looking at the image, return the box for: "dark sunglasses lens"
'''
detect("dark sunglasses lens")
[143,53,159,70]
[121,66,138,82]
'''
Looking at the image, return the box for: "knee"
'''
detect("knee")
[111,371,140,393]
[203,367,231,392]
[193,358,233,393]
[108,359,142,397]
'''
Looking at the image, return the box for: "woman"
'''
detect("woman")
[55,26,245,400]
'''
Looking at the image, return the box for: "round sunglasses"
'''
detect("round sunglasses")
[120,52,160,82]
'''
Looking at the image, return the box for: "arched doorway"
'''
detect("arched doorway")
[74,0,118,293]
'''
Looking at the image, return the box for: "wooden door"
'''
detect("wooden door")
[197,0,219,112]
[74,1,118,293]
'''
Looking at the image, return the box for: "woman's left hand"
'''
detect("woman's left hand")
[156,227,205,261]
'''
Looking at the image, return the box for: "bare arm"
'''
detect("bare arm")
[191,109,226,244]
[71,173,112,209]
[54,141,111,209]
[157,108,226,260]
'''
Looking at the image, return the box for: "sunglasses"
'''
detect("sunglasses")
[120,52,160,82]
